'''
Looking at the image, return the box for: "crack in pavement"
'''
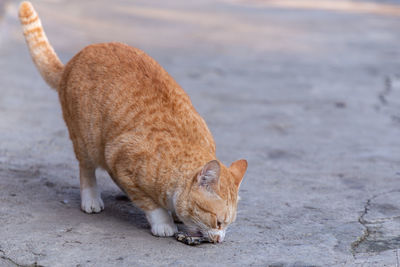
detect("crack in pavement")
[351,198,372,256]
[0,255,42,267]
[0,249,43,267]
[351,190,400,255]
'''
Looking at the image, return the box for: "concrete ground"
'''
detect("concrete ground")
[1,0,400,266]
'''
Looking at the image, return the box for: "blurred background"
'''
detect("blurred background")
[1,0,400,266]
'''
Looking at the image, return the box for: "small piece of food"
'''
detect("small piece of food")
[175,232,212,246]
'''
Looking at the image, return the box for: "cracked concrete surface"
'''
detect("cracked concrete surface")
[353,191,400,254]
[351,197,371,254]
[1,0,400,266]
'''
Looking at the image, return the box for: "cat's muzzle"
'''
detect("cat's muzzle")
[207,229,226,243]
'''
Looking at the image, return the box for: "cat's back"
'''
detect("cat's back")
[58,42,215,167]
[60,42,178,97]
[59,42,196,132]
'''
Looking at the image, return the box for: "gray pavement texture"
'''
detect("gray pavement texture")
[1,0,400,266]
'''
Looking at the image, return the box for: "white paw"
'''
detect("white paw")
[81,187,104,214]
[145,208,177,237]
[151,223,178,237]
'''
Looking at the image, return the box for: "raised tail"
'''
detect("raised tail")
[18,1,64,90]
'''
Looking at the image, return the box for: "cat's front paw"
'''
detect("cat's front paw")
[81,187,104,213]
[146,208,177,236]
[151,223,178,237]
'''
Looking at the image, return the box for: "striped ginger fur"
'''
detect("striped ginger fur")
[19,1,63,89]
[18,1,248,243]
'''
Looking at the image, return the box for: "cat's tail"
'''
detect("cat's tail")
[18,1,64,90]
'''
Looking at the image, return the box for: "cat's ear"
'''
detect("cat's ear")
[197,160,220,192]
[229,159,248,188]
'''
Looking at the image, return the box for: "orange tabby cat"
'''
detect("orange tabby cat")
[19,1,247,242]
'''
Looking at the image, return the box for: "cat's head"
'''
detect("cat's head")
[176,159,247,243]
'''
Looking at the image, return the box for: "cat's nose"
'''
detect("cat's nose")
[210,234,224,243]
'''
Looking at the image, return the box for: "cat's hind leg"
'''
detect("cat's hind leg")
[79,164,104,213]
[145,208,177,237]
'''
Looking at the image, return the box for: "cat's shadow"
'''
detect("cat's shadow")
[101,192,185,231]
[42,167,151,231]
[2,163,147,232]
[92,190,150,231]
[11,163,178,234]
